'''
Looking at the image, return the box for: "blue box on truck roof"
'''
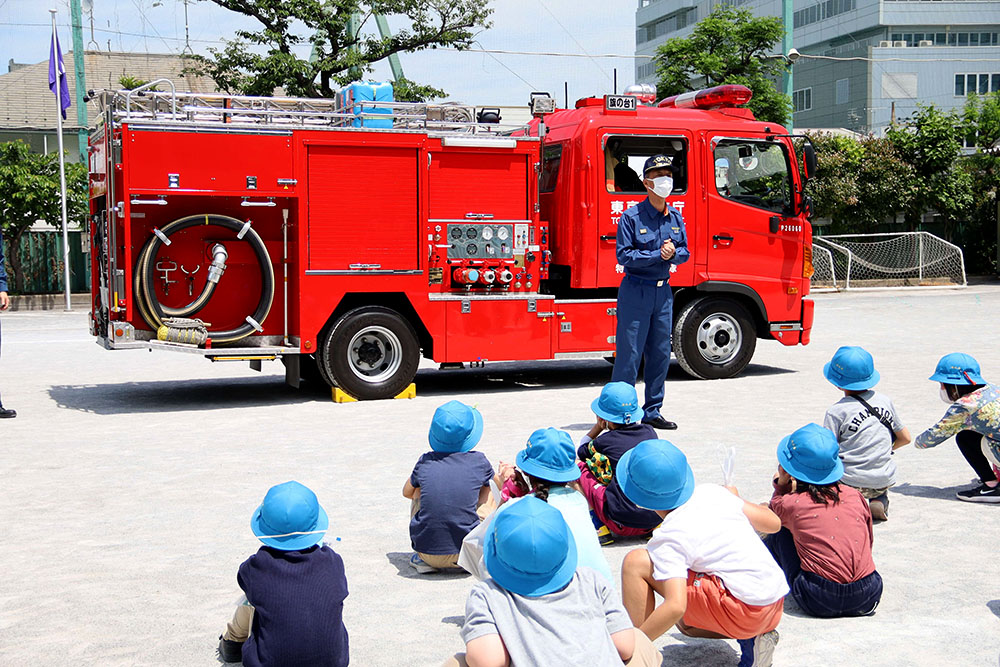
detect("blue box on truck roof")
[338,82,394,128]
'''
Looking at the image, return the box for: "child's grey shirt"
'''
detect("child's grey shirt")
[461,567,631,666]
[824,390,903,490]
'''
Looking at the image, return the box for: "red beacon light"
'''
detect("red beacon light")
[624,84,657,105]
[657,84,753,110]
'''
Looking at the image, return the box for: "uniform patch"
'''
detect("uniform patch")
[639,228,647,234]
[672,227,680,232]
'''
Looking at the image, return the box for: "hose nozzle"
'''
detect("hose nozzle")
[207,243,228,284]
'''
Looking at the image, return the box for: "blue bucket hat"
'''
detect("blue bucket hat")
[591,382,643,425]
[484,496,578,597]
[617,439,695,511]
[777,424,844,485]
[251,481,329,551]
[823,345,880,390]
[516,428,581,483]
[428,400,484,453]
[929,352,985,385]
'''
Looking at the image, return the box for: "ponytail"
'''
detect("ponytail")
[526,474,561,503]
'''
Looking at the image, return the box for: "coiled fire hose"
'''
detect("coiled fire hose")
[134,214,275,345]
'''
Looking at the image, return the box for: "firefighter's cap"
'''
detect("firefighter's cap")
[643,154,675,176]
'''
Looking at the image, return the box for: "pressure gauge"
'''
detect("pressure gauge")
[466,243,478,256]
[450,227,463,239]
[481,226,494,241]
[466,227,478,239]
[496,226,510,241]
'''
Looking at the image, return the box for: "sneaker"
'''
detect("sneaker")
[737,629,779,667]
[869,496,888,521]
[956,483,1000,504]
[217,636,243,663]
[596,525,615,546]
[0,407,16,419]
[409,553,436,573]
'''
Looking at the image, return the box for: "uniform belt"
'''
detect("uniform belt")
[626,274,669,287]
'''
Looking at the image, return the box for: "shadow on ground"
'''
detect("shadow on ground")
[415,360,794,397]
[660,633,739,664]
[987,600,1000,619]
[890,482,967,502]
[385,552,470,581]
[48,376,319,415]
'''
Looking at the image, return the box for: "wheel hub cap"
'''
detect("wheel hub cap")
[696,312,742,364]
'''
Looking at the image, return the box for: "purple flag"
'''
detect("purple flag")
[48,30,72,120]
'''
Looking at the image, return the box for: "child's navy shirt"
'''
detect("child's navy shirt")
[238,545,349,667]
[583,423,663,530]
[409,450,493,555]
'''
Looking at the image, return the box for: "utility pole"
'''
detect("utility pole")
[70,0,88,164]
[782,0,794,133]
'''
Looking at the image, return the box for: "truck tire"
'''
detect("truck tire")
[673,296,756,380]
[320,307,420,400]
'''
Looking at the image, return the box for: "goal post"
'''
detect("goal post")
[813,232,966,290]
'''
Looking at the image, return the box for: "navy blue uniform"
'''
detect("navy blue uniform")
[611,198,689,420]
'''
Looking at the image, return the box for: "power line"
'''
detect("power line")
[0,21,227,46]
[537,0,610,80]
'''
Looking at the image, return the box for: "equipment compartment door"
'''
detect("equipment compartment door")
[306,144,420,271]
[443,298,551,362]
[706,135,801,321]
[428,150,529,220]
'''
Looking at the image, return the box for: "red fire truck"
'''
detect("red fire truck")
[88,81,817,400]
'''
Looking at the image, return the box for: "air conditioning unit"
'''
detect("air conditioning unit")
[878,40,892,47]
[893,40,907,47]
[918,39,933,46]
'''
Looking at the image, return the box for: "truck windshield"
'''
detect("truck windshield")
[713,139,792,214]
[604,135,688,194]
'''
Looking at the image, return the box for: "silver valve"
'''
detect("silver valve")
[497,269,514,284]
[207,243,229,284]
[478,269,496,285]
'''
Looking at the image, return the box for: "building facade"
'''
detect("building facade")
[635,0,1000,134]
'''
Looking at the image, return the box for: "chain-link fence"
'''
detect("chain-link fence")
[813,232,966,290]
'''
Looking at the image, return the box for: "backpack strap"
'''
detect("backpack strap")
[850,394,896,442]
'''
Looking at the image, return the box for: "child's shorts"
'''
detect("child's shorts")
[684,571,784,640]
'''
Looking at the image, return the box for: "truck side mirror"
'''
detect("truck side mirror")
[800,195,814,218]
[803,144,817,181]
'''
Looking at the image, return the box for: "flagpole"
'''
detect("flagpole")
[51,9,72,311]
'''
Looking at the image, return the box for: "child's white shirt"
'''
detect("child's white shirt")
[646,484,789,606]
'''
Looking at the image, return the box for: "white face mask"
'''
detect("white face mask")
[647,176,673,198]
[940,385,954,404]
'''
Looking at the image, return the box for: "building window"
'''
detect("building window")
[955,72,1000,97]
[891,31,998,47]
[793,88,812,112]
[794,0,856,29]
[836,78,849,105]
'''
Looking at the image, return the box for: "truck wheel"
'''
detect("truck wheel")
[320,307,420,400]
[673,297,756,380]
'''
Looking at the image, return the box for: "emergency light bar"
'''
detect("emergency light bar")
[657,84,753,110]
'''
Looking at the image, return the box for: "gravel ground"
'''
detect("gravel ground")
[1,285,999,666]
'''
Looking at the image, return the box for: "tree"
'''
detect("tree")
[0,141,88,293]
[192,1,492,101]
[954,92,1000,273]
[653,6,791,126]
[886,105,975,235]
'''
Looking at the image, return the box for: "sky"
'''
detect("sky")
[0,0,641,106]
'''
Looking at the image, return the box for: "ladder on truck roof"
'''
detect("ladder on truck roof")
[91,79,532,138]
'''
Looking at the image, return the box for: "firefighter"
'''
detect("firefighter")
[612,154,689,430]
[0,226,13,418]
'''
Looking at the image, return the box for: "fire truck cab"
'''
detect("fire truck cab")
[88,82,816,400]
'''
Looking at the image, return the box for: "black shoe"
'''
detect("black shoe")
[642,415,677,430]
[0,407,16,419]
[956,483,1000,503]
[218,636,244,663]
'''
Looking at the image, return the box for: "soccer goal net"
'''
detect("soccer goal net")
[813,232,966,290]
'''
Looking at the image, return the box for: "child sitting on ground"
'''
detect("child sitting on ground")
[766,424,883,618]
[446,497,660,667]
[404,400,495,574]
[576,382,660,543]
[218,481,349,666]
[619,440,788,667]
[823,346,911,520]
[494,427,613,584]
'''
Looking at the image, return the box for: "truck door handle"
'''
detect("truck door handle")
[600,235,616,241]
[713,234,734,242]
